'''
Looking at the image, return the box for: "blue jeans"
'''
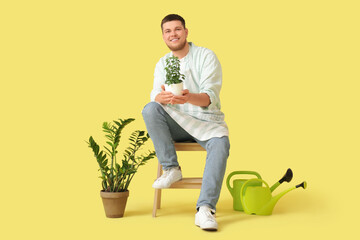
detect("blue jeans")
[142,102,230,211]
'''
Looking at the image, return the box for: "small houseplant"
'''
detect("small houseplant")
[164,56,185,95]
[87,118,155,218]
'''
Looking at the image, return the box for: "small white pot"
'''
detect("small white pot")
[165,82,184,96]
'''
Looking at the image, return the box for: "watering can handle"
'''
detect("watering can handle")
[226,171,262,196]
[240,178,270,214]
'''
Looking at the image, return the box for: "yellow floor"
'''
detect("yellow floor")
[0,157,355,240]
[17,181,344,240]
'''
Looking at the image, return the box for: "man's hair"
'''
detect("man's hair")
[161,14,186,31]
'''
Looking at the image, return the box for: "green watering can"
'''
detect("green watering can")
[226,171,262,211]
[240,175,307,215]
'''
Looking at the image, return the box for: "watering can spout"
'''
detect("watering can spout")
[296,181,307,189]
[270,168,293,192]
[265,181,307,214]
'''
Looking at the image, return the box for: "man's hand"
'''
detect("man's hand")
[155,85,174,104]
[170,89,190,105]
[155,85,210,107]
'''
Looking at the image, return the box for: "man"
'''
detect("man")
[142,14,230,231]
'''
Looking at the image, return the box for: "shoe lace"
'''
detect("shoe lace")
[159,169,170,179]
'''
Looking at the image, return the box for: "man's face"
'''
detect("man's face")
[162,20,188,51]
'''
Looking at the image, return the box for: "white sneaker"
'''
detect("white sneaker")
[152,166,182,189]
[195,206,218,231]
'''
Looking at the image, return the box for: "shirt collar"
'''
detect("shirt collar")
[170,42,193,62]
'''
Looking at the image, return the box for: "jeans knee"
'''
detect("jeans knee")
[142,102,162,119]
[207,137,230,157]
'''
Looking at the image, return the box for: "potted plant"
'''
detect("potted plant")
[87,118,155,218]
[164,55,185,96]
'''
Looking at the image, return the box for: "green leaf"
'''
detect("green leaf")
[104,146,112,154]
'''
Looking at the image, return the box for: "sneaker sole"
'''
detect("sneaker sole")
[152,177,182,189]
[195,224,217,231]
[195,219,218,231]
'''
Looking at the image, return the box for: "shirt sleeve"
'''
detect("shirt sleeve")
[150,60,165,102]
[198,50,222,110]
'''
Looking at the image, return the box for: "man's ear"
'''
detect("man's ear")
[185,28,189,37]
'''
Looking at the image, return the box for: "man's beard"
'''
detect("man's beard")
[166,40,187,51]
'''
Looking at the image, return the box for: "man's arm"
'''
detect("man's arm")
[151,61,166,102]
[197,50,222,109]
[170,89,210,107]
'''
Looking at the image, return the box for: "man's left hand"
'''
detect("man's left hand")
[170,89,190,105]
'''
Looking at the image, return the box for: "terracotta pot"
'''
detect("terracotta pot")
[100,190,129,218]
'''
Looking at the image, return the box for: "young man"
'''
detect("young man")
[142,14,230,231]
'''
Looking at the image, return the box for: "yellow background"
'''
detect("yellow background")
[1,0,359,239]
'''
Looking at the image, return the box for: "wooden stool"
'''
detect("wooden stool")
[152,142,206,217]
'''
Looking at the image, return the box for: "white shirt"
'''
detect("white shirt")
[150,42,229,141]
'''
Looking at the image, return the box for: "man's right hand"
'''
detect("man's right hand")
[155,85,174,104]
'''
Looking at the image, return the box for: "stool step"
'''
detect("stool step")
[174,142,205,151]
[169,177,202,189]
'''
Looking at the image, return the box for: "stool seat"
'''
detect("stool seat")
[174,142,205,151]
[152,142,205,217]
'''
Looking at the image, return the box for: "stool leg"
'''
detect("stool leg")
[156,189,161,209]
[153,163,163,217]
[153,189,161,217]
